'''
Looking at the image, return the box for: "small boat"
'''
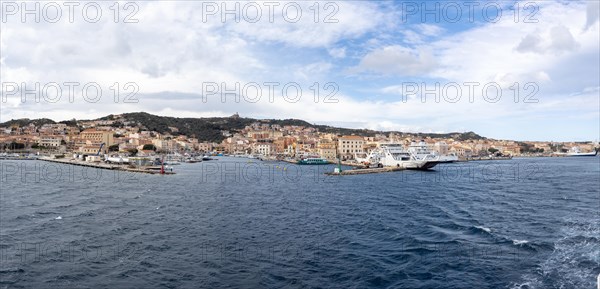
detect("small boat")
[297,157,329,165]
[105,156,130,164]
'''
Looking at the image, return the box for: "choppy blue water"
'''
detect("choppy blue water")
[0,157,598,288]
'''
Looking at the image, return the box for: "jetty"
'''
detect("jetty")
[0,155,39,160]
[281,158,364,167]
[464,156,513,161]
[38,157,175,175]
[325,166,405,176]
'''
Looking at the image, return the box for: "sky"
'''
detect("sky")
[0,0,599,142]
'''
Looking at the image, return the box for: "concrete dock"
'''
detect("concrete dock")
[281,158,365,167]
[325,166,405,175]
[38,157,175,175]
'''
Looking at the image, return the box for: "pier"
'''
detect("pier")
[463,156,513,161]
[326,166,405,175]
[37,157,175,175]
[0,156,39,160]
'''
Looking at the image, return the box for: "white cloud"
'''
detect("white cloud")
[415,24,444,37]
[431,1,597,87]
[225,1,393,48]
[586,0,600,30]
[293,62,333,80]
[400,24,444,45]
[353,45,436,76]
[549,25,578,52]
[1,0,598,141]
[401,30,424,45]
[515,31,544,53]
[0,2,263,95]
[492,71,551,89]
[328,47,346,58]
[517,25,579,53]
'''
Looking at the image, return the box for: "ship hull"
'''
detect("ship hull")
[383,159,440,170]
[566,152,598,157]
[297,161,329,165]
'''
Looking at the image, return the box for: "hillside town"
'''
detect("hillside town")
[0,114,597,161]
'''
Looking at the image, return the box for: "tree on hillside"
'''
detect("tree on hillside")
[143,144,157,151]
[8,142,25,150]
[108,144,120,152]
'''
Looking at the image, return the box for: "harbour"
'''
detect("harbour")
[1,0,598,287]
[1,156,598,288]
[22,146,598,177]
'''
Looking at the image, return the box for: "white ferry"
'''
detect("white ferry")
[566,146,598,157]
[356,143,441,170]
[408,140,458,163]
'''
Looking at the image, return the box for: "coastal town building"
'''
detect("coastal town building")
[338,135,365,160]
[317,139,337,160]
[253,142,274,156]
[80,130,114,146]
[37,137,62,147]
[77,130,115,154]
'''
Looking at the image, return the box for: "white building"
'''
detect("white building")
[433,141,449,155]
[38,137,62,147]
[253,143,273,156]
[338,136,365,160]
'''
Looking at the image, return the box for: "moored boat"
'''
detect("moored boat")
[564,146,598,157]
[408,140,458,163]
[356,143,441,170]
[297,157,329,165]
